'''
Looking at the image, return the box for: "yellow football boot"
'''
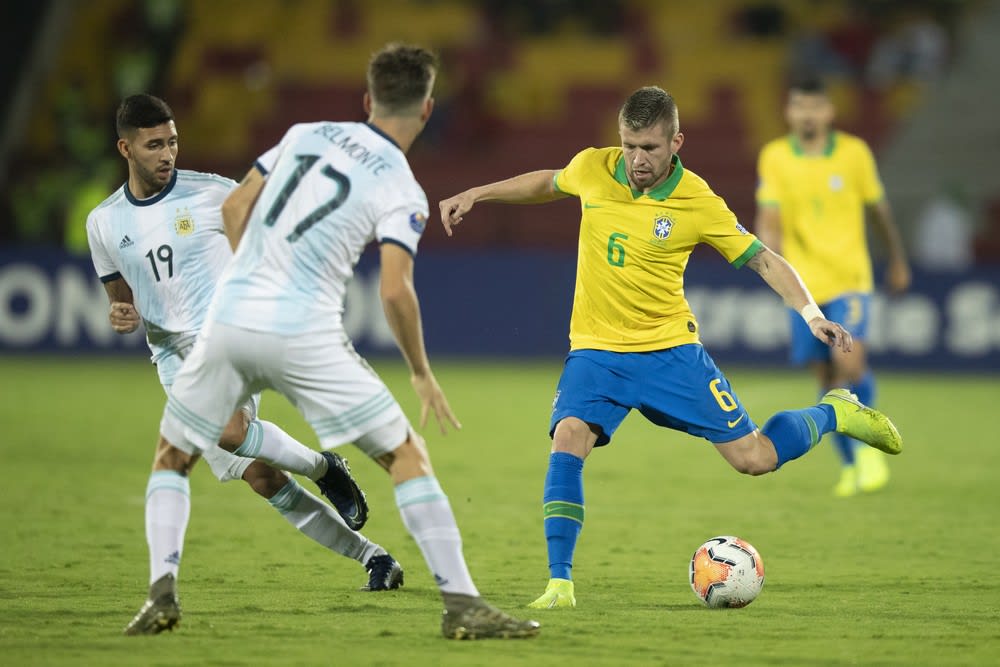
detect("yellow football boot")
[821,389,902,455]
[527,578,576,609]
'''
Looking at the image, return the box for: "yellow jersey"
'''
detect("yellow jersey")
[554,147,761,352]
[756,131,884,304]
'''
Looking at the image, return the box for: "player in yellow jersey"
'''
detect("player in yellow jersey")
[440,86,903,610]
[754,76,911,497]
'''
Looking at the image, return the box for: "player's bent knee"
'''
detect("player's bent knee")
[552,417,597,459]
[738,449,777,476]
[242,461,289,497]
[725,449,775,475]
[356,414,413,460]
[716,437,776,476]
[218,410,251,449]
[153,436,196,475]
[733,458,773,476]
[382,431,433,483]
[393,434,430,466]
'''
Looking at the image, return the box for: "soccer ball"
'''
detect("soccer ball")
[689,536,765,608]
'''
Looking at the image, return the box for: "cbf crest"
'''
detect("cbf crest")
[174,207,195,236]
[652,213,673,242]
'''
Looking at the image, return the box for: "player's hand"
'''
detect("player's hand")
[885,259,911,295]
[411,371,462,435]
[109,301,140,334]
[808,317,853,353]
[438,190,477,237]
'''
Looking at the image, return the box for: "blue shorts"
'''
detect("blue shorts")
[789,293,870,365]
[549,345,757,446]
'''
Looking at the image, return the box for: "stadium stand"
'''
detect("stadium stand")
[2,0,979,256]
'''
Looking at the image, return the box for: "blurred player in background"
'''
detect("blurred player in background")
[158,44,539,639]
[754,76,911,497]
[87,94,403,636]
[439,85,903,610]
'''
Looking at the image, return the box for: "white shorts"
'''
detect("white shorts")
[161,341,260,483]
[160,321,410,464]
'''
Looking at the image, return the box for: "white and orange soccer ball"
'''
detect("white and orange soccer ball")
[689,536,765,608]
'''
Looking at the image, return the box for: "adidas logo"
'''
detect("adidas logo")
[434,573,449,586]
[119,235,134,249]
[164,550,181,566]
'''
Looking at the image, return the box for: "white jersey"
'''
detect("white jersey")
[211,121,428,334]
[86,169,237,364]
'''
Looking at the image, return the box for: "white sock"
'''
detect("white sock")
[145,471,190,585]
[267,478,382,564]
[233,420,327,480]
[395,476,478,596]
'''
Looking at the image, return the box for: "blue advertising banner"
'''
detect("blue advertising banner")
[0,249,148,353]
[2,248,998,371]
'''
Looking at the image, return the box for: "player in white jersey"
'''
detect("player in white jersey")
[160,45,540,640]
[87,95,404,637]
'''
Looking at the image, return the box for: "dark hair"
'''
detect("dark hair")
[788,75,827,95]
[116,94,174,138]
[366,44,438,114]
[619,86,679,136]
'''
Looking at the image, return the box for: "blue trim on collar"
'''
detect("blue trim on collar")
[254,159,269,176]
[366,122,401,151]
[124,169,177,207]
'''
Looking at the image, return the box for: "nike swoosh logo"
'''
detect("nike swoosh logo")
[584,203,603,209]
[727,414,745,428]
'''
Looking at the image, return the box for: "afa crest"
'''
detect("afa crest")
[174,208,195,236]
[653,214,673,240]
[409,212,427,233]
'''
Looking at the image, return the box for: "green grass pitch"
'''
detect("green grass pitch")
[1,356,997,666]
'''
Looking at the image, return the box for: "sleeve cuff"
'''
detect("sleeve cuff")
[731,239,764,269]
[552,170,564,194]
[379,237,416,257]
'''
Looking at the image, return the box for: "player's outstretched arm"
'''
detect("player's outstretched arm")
[438,170,568,236]
[745,245,853,352]
[221,166,266,250]
[102,277,140,334]
[379,243,461,434]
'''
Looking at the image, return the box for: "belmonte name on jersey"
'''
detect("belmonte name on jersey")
[212,121,429,336]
